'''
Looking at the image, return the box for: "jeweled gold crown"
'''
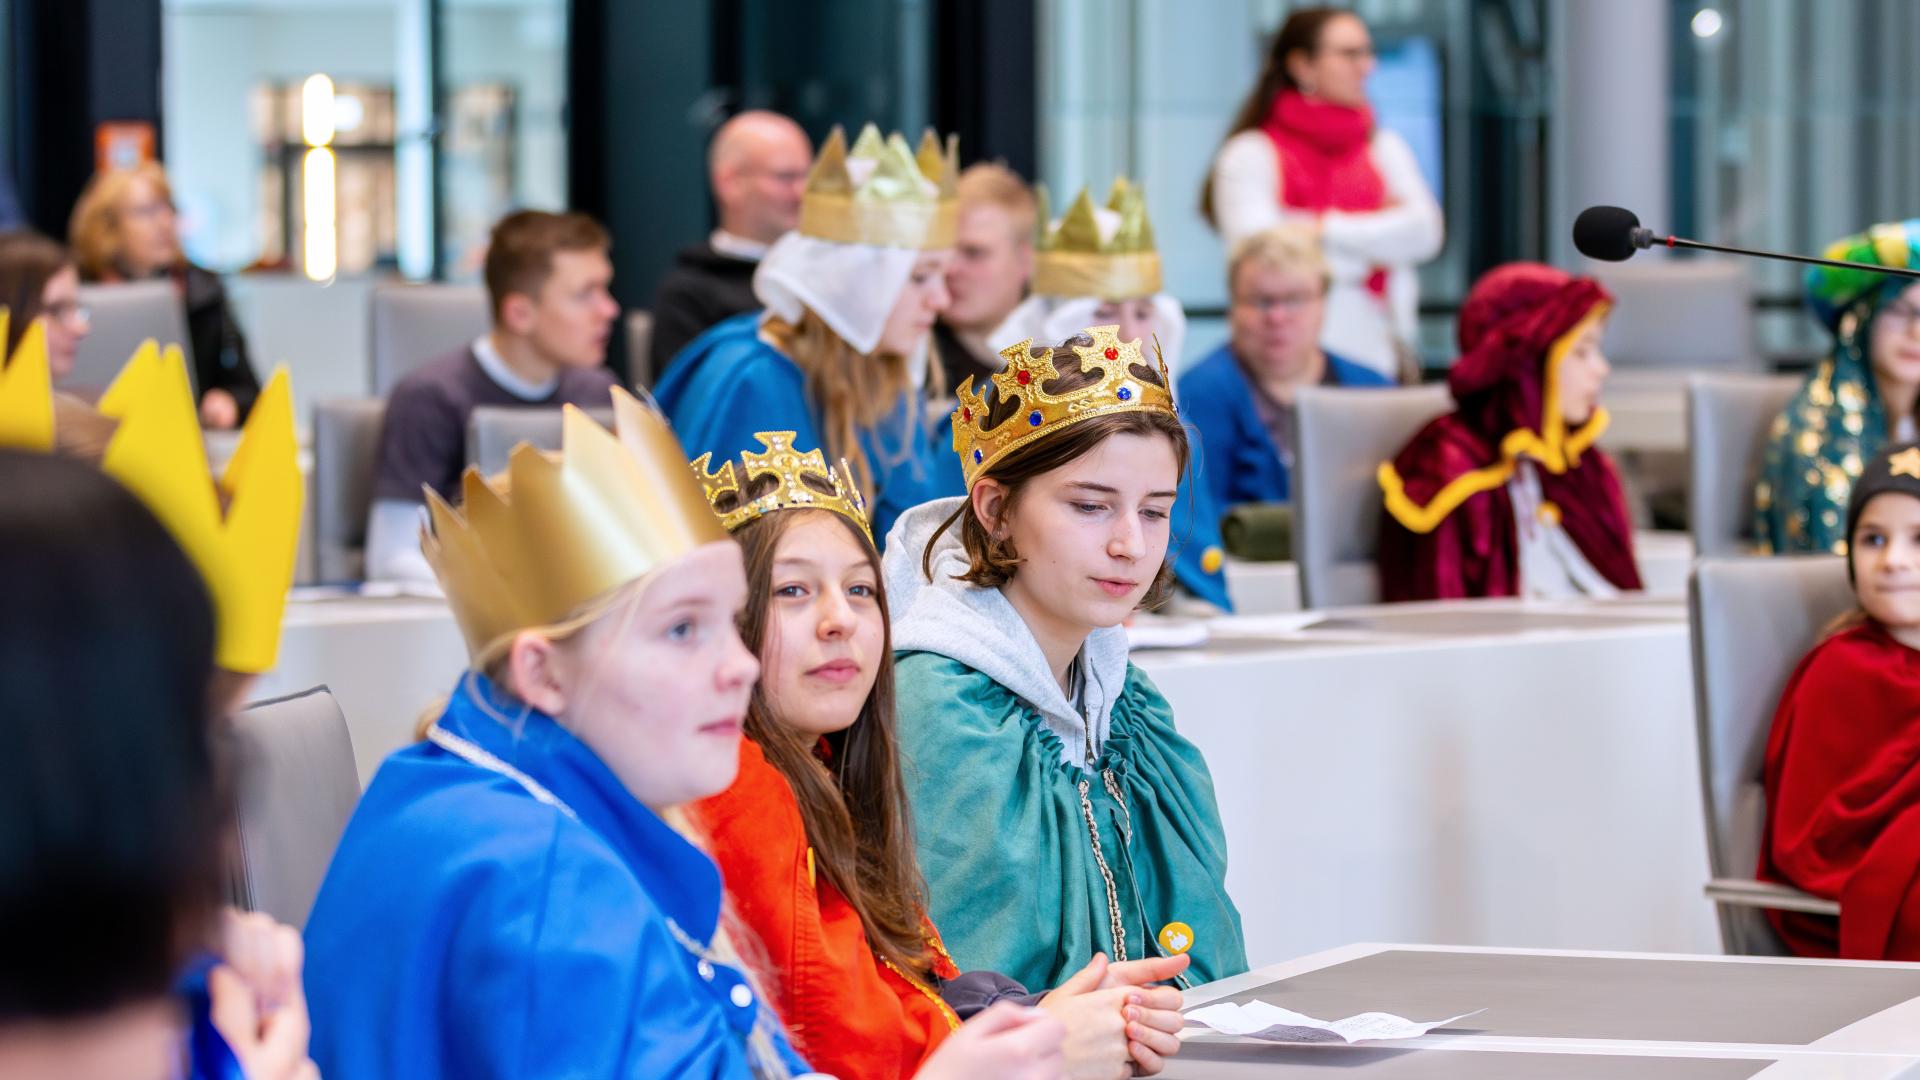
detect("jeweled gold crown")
[799,124,958,250]
[691,431,871,541]
[423,388,726,663]
[952,325,1176,488]
[0,312,53,449]
[1033,177,1162,302]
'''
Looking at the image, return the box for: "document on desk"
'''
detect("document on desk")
[1184,1001,1483,1044]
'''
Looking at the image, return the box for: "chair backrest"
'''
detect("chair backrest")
[368,283,489,395]
[229,687,361,929]
[1689,555,1854,954]
[70,280,192,395]
[1594,260,1759,371]
[625,309,655,388]
[467,405,616,475]
[1291,383,1451,608]
[312,398,388,582]
[1687,373,1801,558]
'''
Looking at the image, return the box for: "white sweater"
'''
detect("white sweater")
[1210,127,1443,377]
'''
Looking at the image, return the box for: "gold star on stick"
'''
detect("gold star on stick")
[1889,447,1920,479]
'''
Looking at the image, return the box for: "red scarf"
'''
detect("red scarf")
[1263,90,1388,295]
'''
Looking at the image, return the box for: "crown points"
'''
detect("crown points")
[1033,176,1164,300]
[799,122,958,250]
[951,326,1178,488]
[692,430,872,541]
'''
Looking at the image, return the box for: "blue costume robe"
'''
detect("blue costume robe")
[655,314,962,544]
[303,674,811,1079]
[1178,340,1390,509]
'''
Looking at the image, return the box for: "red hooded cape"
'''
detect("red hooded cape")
[1761,620,1920,959]
[1376,263,1643,601]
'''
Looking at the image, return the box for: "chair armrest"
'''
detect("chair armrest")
[1705,878,1841,916]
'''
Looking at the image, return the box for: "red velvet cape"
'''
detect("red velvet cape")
[1377,263,1643,602]
[1761,620,1920,959]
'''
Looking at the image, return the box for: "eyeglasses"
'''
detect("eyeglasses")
[1318,45,1375,63]
[1880,301,1920,329]
[44,300,90,326]
[1234,291,1323,314]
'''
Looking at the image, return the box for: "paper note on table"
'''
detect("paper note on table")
[1184,1001,1483,1044]
[1124,618,1210,650]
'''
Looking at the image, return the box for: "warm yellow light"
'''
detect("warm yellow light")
[302,74,336,147]
[302,147,337,281]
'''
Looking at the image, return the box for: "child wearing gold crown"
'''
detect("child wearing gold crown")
[998,177,1233,612]
[687,434,1190,1078]
[1761,441,1920,961]
[301,394,1066,1078]
[654,124,965,545]
[882,327,1248,993]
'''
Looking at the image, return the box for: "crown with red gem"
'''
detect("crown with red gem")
[951,325,1176,489]
[691,430,872,541]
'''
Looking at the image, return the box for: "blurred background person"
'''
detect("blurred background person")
[649,110,812,377]
[933,163,1035,395]
[0,230,90,382]
[1203,5,1442,382]
[68,163,262,429]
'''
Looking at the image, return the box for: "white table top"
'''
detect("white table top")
[1171,943,1920,1078]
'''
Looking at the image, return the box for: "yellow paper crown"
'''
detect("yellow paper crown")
[96,343,302,674]
[799,124,959,250]
[423,388,726,662]
[0,312,54,450]
[691,431,871,541]
[952,325,1177,488]
[1033,177,1162,301]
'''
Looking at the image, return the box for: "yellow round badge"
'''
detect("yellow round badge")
[1157,921,1195,955]
[1201,546,1225,575]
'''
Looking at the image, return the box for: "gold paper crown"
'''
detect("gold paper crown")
[423,388,726,662]
[799,124,959,250]
[0,312,54,450]
[1033,177,1162,301]
[952,325,1176,488]
[691,431,871,541]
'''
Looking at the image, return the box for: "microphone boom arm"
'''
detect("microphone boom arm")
[1646,233,1920,282]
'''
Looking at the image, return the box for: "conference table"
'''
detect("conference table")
[254,584,1715,966]
[1224,529,1694,614]
[1170,943,1920,1078]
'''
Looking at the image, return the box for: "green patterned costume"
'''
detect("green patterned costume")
[1755,219,1920,554]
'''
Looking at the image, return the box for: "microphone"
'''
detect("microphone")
[1571,205,1920,281]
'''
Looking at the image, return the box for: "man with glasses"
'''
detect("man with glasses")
[1179,223,1390,513]
[648,110,812,378]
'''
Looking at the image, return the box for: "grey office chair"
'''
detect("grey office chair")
[368,283,489,395]
[229,687,361,929]
[1291,384,1450,609]
[1689,556,1852,955]
[1687,374,1802,558]
[312,398,387,582]
[467,405,616,476]
[626,310,655,388]
[69,281,192,395]
[1595,260,1758,371]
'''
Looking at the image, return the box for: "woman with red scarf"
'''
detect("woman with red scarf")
[1375,263,1643,602]
[1205,7,1442,381]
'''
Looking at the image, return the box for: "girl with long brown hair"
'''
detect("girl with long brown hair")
[655,124,966,545]
[690,432,1191,1078]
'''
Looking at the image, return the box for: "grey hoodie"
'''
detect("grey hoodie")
[883,497,1132,769]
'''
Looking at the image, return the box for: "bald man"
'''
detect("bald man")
[649,110,812,377]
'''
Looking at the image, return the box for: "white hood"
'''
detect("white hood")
[883,496,1131,769]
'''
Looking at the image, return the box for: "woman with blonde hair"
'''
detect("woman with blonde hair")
[69,163,261,429]
[656,124,964,545]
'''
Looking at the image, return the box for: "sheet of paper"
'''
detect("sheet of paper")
[1204,613,1326,638]
[1185,1001,1483,1044]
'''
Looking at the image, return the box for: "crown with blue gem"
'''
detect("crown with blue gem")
[951,325,1176,489]
[691,431,872,541]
